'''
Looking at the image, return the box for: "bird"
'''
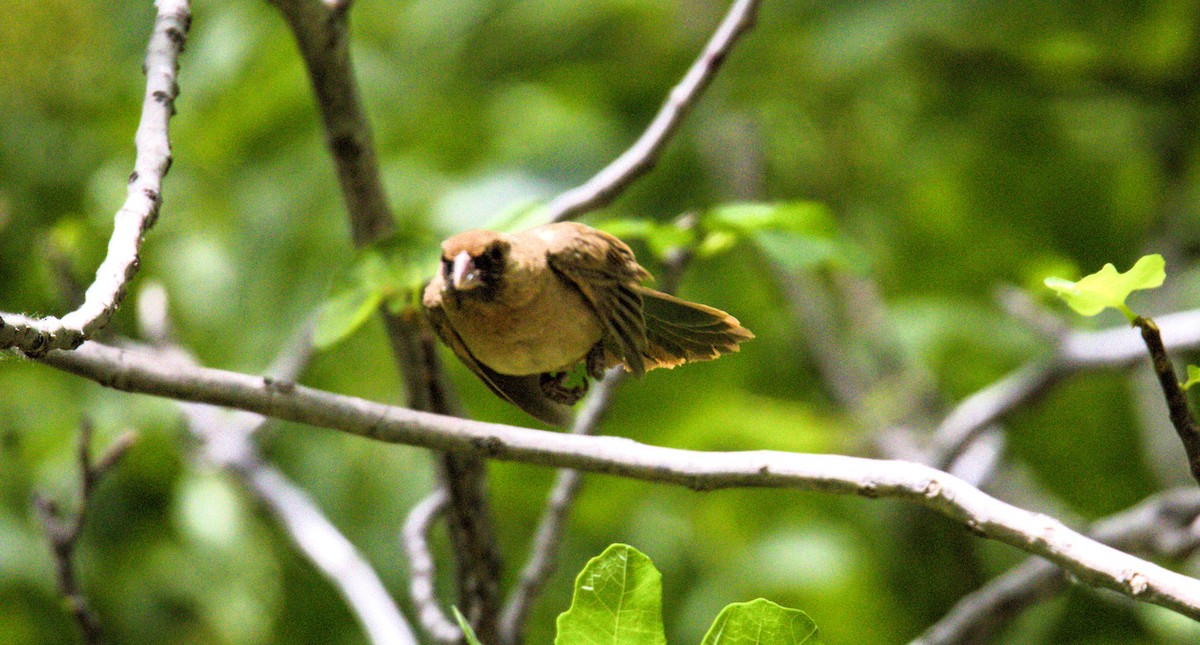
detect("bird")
[422,221,754,425]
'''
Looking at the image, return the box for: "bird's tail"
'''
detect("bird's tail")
[636,287,754,371]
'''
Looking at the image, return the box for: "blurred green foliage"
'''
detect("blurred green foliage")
[4,0,1200,643]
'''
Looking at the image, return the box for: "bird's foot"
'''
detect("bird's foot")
[540,371,588,405]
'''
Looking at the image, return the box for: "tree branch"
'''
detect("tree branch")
[265,1,501,638]
[929,307,1200,470]
[1135,316,1200,487]
[243,463,418,645]
[913,487,1200,645]
[34,420,136,645]
[35,340,1200,622]
[0,0,190,356]
[544,0,762,222]
[401,490,462,644]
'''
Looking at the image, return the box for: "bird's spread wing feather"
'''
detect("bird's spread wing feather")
[424,295,571,427]
[543,224,652,376]
[639,287,755,369]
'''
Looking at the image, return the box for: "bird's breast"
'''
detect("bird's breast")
[445,281,604,376]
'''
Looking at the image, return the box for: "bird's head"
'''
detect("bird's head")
[440,230,511,298]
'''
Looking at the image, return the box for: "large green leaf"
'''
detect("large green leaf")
[701,599,819,645]
[555,544,668,645]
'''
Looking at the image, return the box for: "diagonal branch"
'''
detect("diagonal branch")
[1135,316,1200,487]
[928,307,1200,470]
[135,287,417,645]
[499,369,629,645]
[912,487,1200,645]
[544,0,762,222]
[0,0,189,356]
[36,339,1200,623]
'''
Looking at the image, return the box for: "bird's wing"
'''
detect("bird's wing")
[638,287,754,369]
[424,292,571,427]
[543,224,651,376]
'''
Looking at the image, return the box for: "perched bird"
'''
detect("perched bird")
[423,222,753,425]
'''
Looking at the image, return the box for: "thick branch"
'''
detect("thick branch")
[36,340,1200,622]
[544,0,762,222]
[267,0,392,245]
[0,0,189,356]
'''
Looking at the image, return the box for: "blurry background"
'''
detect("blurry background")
[3,0,1200,642]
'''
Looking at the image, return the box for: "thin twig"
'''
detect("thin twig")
[401,490,462,644]
[913,487,1200,645]
[544,0,762,222]
[0,0,189,356]
[34,421,137,645]
[38,340,1200,622]
[1135,316,1200,487]
[927,307,1200,470]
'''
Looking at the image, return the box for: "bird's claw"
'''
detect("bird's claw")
[540,371,588,405]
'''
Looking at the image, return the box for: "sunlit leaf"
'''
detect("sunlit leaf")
[555,544,667,645]
[702,599,820,645]
[1044,254,1165,319]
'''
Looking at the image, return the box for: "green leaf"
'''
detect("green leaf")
[453,607,484,645]
[1185,365,1200,391]
[312,281,386,349]
[312,233,440,349]
[705,201,834,235]
[704,201,864,272]
[555,544,667,645]
[1044,254,1165,319]
[595,218,695,260]
[702,599,820,645]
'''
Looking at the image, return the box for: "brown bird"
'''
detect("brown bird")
[422,222,753,425]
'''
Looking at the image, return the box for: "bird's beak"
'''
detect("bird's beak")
[450,250,482,291]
